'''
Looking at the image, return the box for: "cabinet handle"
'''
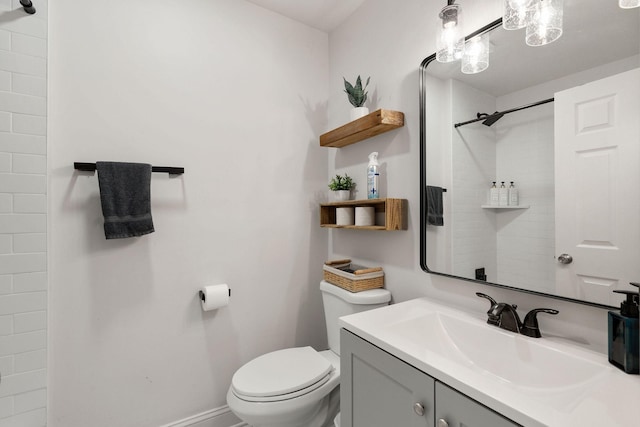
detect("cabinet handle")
[437,419,450,427]
[413,402,425,416]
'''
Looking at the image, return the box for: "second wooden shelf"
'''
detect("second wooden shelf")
[320,198,407,231]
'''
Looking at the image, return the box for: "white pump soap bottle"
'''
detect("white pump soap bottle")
[367,152,380,199]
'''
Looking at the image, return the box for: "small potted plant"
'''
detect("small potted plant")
[328,173,355,201]
[343,75,370,121]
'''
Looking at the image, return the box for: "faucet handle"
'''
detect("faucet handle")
[521,308,559,338]
[476,292,497,308]
[476,293,500,326]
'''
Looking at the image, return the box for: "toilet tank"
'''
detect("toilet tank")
[320,280,391,356]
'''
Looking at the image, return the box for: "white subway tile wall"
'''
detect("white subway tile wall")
[448,79,556,294]
[495,105,556,293]
[0,1,48,425]
[12,154,47,175]
[451,80,498,281]
[0,115,9,133]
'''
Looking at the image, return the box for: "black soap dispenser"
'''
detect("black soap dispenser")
[608,283,639,374]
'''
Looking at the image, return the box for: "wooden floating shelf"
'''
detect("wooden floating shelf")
[320,109,405,148]
[320,198,407,231]
[320,224,387,231]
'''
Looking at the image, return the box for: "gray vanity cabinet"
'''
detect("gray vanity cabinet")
[340,329,520,427]
[340,329,435,427]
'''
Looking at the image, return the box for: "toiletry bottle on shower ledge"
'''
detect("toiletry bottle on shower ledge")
[508,181,519,206]
[498,181,508,206]
[490,182,499,206]
[367,152,379,199]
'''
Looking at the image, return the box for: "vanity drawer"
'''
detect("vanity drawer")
[435,381,520,427]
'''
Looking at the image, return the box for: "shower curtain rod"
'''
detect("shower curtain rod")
[454,97,554,128]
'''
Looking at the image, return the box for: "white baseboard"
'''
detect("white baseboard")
[160,405,247,427]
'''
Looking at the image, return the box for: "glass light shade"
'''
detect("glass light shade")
[503,0,534,30]
[461,34,489,74]
[619,0,640,8]
[526,0,563,46]
[436,4,464,63]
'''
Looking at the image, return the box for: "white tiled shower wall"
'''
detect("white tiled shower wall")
[495,104,555,293]
[0,1,48,426]
[451,80,498,281]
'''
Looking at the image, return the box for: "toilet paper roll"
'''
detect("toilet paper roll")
[199,284,230,311]
[355,206,375,226]
[336,207,355,226]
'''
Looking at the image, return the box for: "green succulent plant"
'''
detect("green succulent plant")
[328,174,355,191]
[343,75,370,108]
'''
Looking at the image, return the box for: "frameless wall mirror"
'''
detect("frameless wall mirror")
[420,0,640,309]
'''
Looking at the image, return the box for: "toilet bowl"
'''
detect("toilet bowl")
[226,281,391,427]
[227,349,340,427]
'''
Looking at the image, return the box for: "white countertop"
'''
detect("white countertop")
[339,297,640,427]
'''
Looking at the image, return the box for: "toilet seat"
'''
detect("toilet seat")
[231,347,334,403]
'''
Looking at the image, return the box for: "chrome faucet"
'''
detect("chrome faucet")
[476,292,558,338]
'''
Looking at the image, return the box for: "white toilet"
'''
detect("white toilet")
[226,280,391,427]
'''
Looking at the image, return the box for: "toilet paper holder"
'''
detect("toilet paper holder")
[199,288,231,301]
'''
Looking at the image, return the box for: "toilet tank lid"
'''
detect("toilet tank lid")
[320,281,391,304]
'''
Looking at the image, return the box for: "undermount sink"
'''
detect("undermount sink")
[383,310,604,390]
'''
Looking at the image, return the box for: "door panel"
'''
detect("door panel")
[555,68,640,304]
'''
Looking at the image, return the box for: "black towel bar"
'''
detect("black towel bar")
[74,162,184,175]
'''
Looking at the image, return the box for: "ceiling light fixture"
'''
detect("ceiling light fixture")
[461,34,490,74]
[525,0,564,46]
[619,0,640,8]
[503,0,534,30]
[436,0,465,63]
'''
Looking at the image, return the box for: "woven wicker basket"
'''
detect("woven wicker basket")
[323,260,384,293]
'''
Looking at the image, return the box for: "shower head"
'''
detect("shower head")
[482,112,504,126]
[476,111,504,127]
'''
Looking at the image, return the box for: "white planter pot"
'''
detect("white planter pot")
[350,107,369,121]
[333,190,351,201]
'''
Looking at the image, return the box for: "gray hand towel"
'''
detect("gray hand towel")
[426,185,444,226]
[96,162,154,239]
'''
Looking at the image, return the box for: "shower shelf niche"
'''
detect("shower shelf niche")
[481,205,530,209]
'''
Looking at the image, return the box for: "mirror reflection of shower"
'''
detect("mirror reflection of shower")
[421,0,640,307]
